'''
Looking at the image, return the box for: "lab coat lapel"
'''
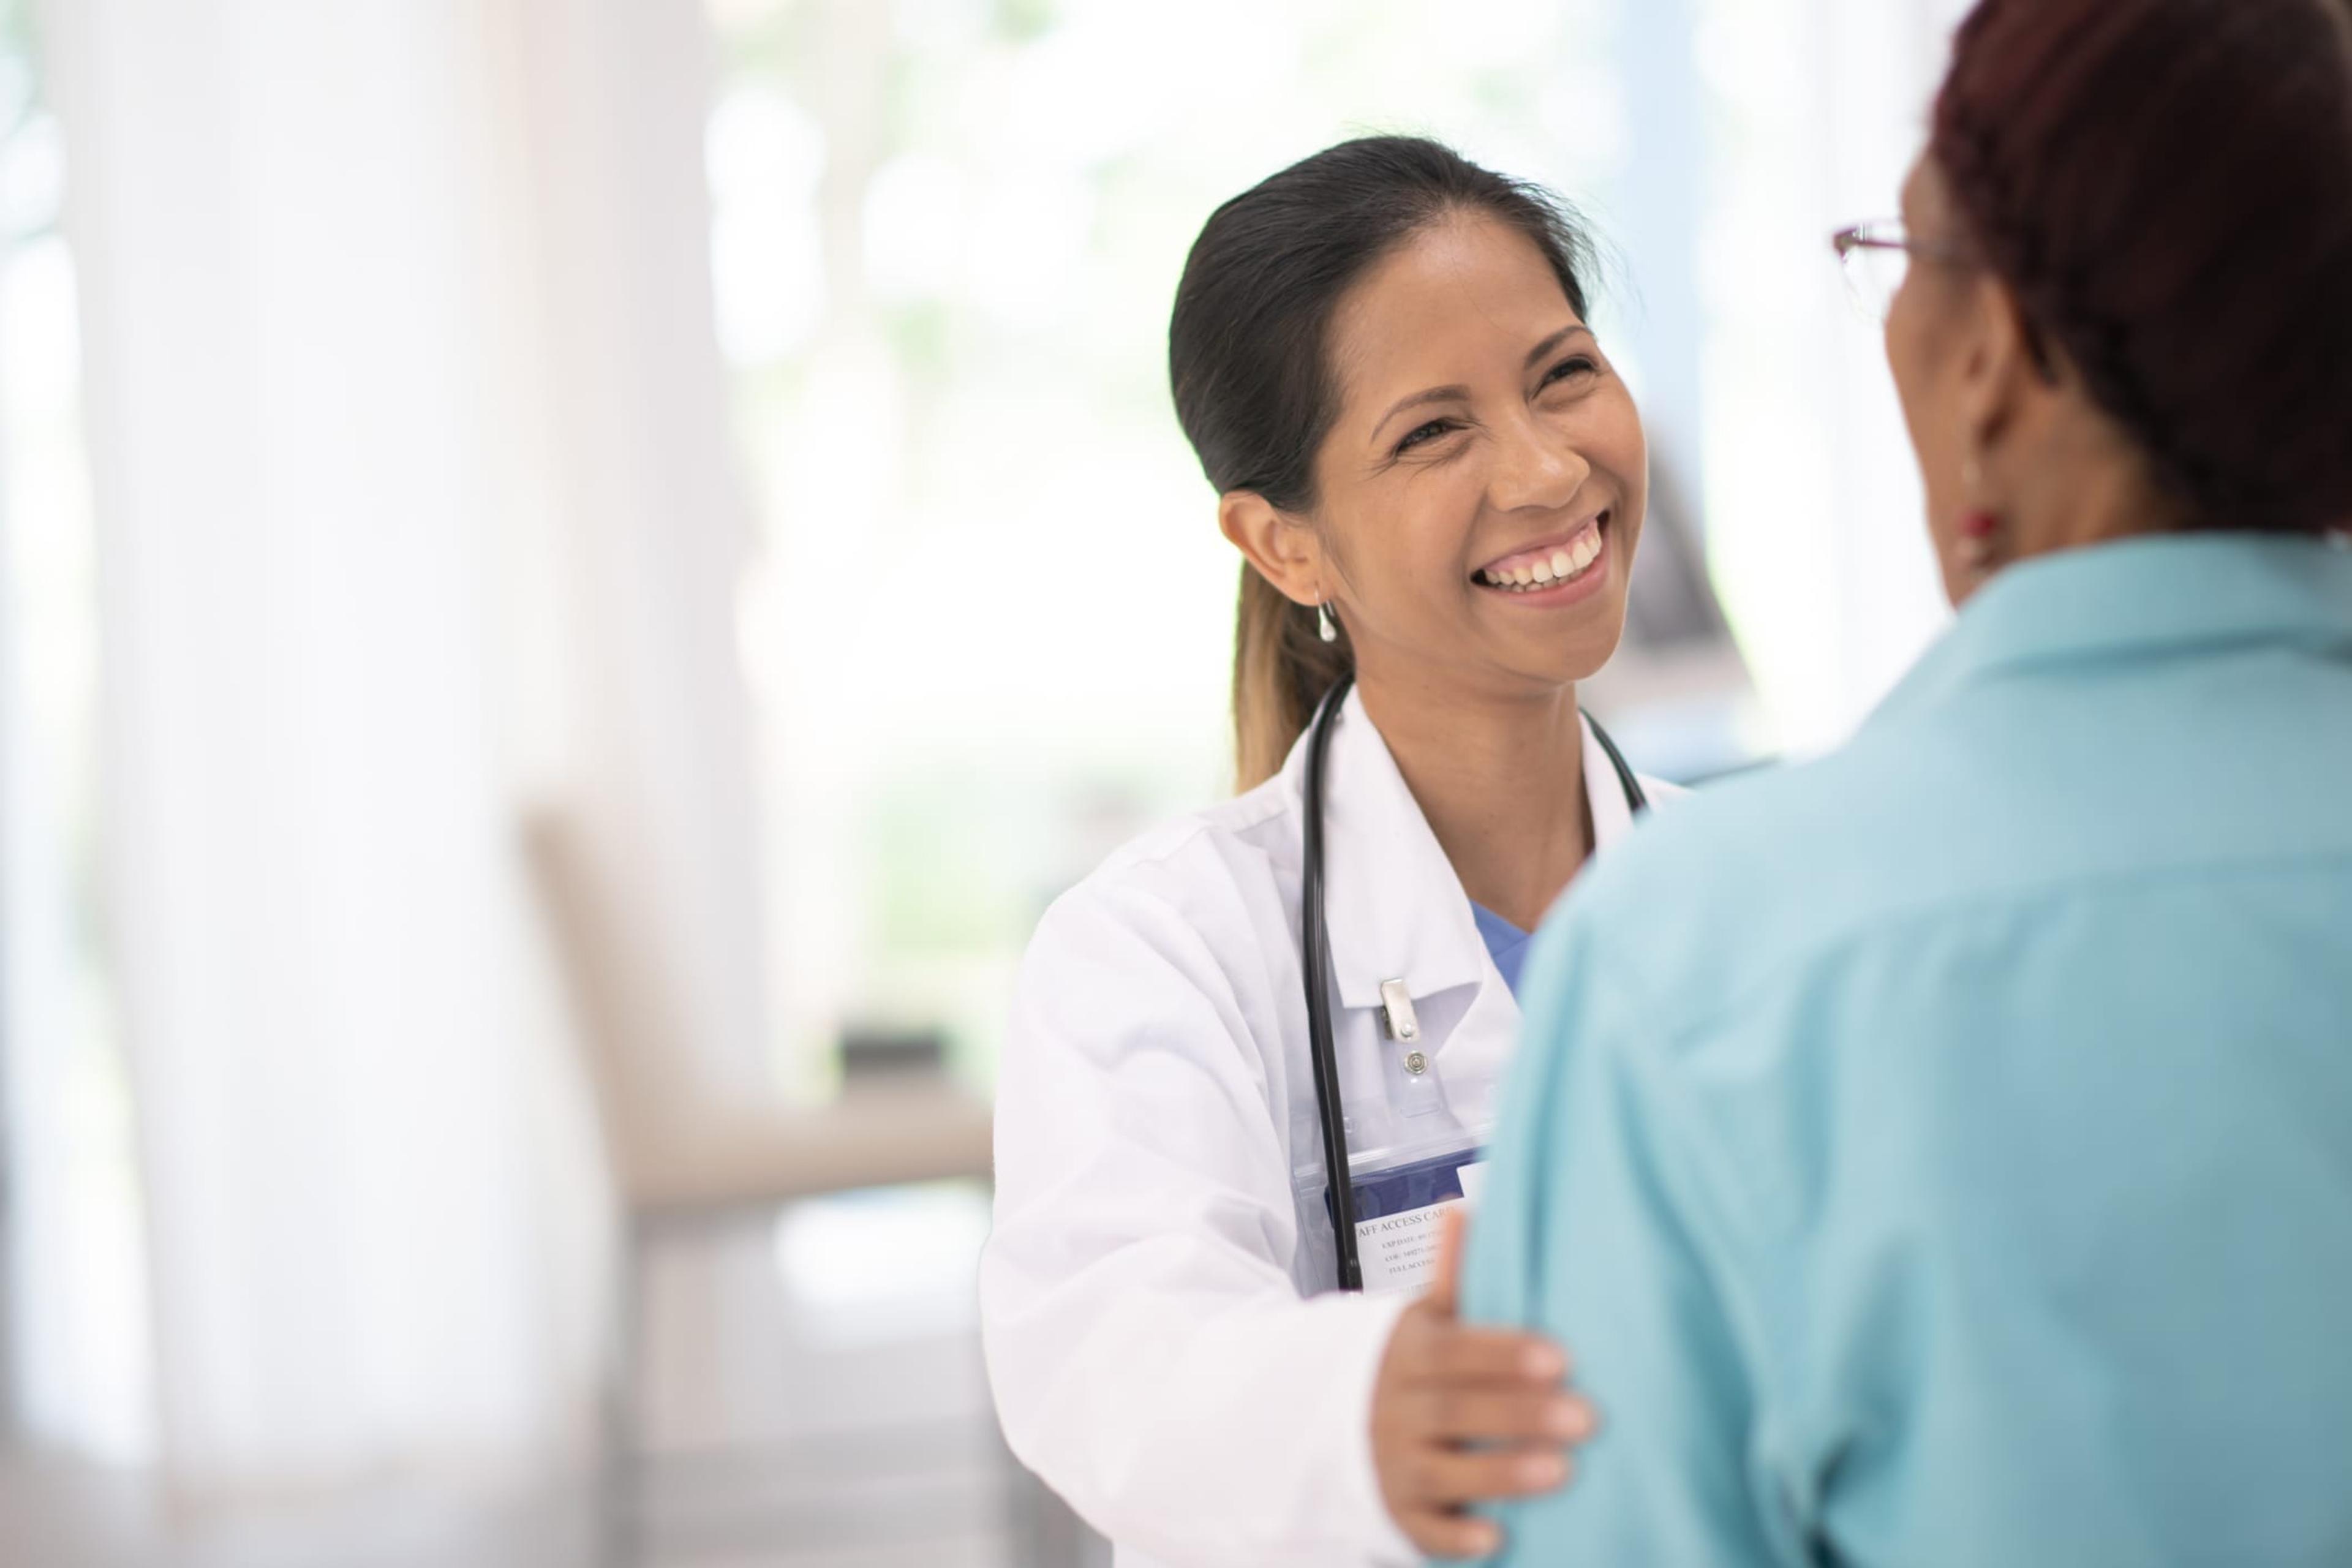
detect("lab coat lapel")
[1314,688,1490,1014]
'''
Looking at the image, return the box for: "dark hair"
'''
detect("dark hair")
[1167,136,1599,788]
[1932,0,2352,535]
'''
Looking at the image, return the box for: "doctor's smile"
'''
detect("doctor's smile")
[1469,512,1611,602]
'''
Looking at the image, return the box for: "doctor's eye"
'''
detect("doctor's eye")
[1395,418,1460,456]
[1539,355,1600,391]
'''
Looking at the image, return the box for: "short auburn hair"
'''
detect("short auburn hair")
[1932,0,2352,535]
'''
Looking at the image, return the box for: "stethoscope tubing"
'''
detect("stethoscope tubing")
[1300,673,1361,1290]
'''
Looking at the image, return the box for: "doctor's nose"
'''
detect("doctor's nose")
[1488,423,1589,515]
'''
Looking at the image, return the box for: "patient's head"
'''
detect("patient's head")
[1169,137,1646,788]
[1888,0,2352,601]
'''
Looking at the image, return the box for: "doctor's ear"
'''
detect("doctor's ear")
[1219,489,1329,608]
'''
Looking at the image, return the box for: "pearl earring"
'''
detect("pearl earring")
[1317,600,1340,644]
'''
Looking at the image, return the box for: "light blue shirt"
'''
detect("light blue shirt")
[1466,534,2352,1567]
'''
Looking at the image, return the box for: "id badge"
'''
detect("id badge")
[1330,1145,1493,1295]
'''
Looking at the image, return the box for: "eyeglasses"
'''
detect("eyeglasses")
[1831,221,1969,322]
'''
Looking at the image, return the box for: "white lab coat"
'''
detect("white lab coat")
[980,688,1672,1568]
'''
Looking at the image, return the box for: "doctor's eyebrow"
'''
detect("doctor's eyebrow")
[1368,324,1599,442]
[1522,323,1594,370]
[1373,384,1472,438]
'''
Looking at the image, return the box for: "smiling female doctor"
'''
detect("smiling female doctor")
[978,137,1676,1568]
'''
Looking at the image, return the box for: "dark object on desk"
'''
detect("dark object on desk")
[839,1025,948,1083]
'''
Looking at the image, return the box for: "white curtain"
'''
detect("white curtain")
[36,0,766,1506]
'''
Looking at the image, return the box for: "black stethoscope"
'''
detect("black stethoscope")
[1298,672,1649,1292]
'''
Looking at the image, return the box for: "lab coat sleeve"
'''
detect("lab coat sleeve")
[1461,913,1803,1567]
[980,873,1421,1568]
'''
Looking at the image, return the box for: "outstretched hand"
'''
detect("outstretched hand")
[1369,1205,1596,1560]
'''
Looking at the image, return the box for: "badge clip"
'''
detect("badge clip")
[1377,978,1420,1044]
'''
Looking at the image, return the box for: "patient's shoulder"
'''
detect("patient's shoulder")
[1558,722,1999,1016]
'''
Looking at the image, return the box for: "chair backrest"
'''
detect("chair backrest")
[524,803,997,1215]
[521,805,698,1197]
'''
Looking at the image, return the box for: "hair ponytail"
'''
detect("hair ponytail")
[1232,565,1351,791]
[1169,137,1596,791]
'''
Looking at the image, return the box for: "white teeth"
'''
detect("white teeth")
[1479,523,1607,592]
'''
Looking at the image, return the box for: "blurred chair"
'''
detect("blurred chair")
[521,809,1010,1567]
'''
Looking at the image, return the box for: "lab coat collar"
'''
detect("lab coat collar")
[1280,685,1641,1011]
[1878,533,2352,725]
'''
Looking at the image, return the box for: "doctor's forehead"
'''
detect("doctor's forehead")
[1327,213,1585,416]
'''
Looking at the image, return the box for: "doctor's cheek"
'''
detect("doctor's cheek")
[1370,1207,1597,1560]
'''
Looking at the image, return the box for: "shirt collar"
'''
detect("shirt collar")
[1280,685,1641,1010]
[1873,533,2352,728]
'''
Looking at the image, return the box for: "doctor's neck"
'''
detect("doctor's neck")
[1357,673,1591,934]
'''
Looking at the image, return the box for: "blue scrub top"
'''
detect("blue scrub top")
[1466,535,2352,1567]
[1469,902,1534,997]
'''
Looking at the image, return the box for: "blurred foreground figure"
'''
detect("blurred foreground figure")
[1468,1,2352,1562]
